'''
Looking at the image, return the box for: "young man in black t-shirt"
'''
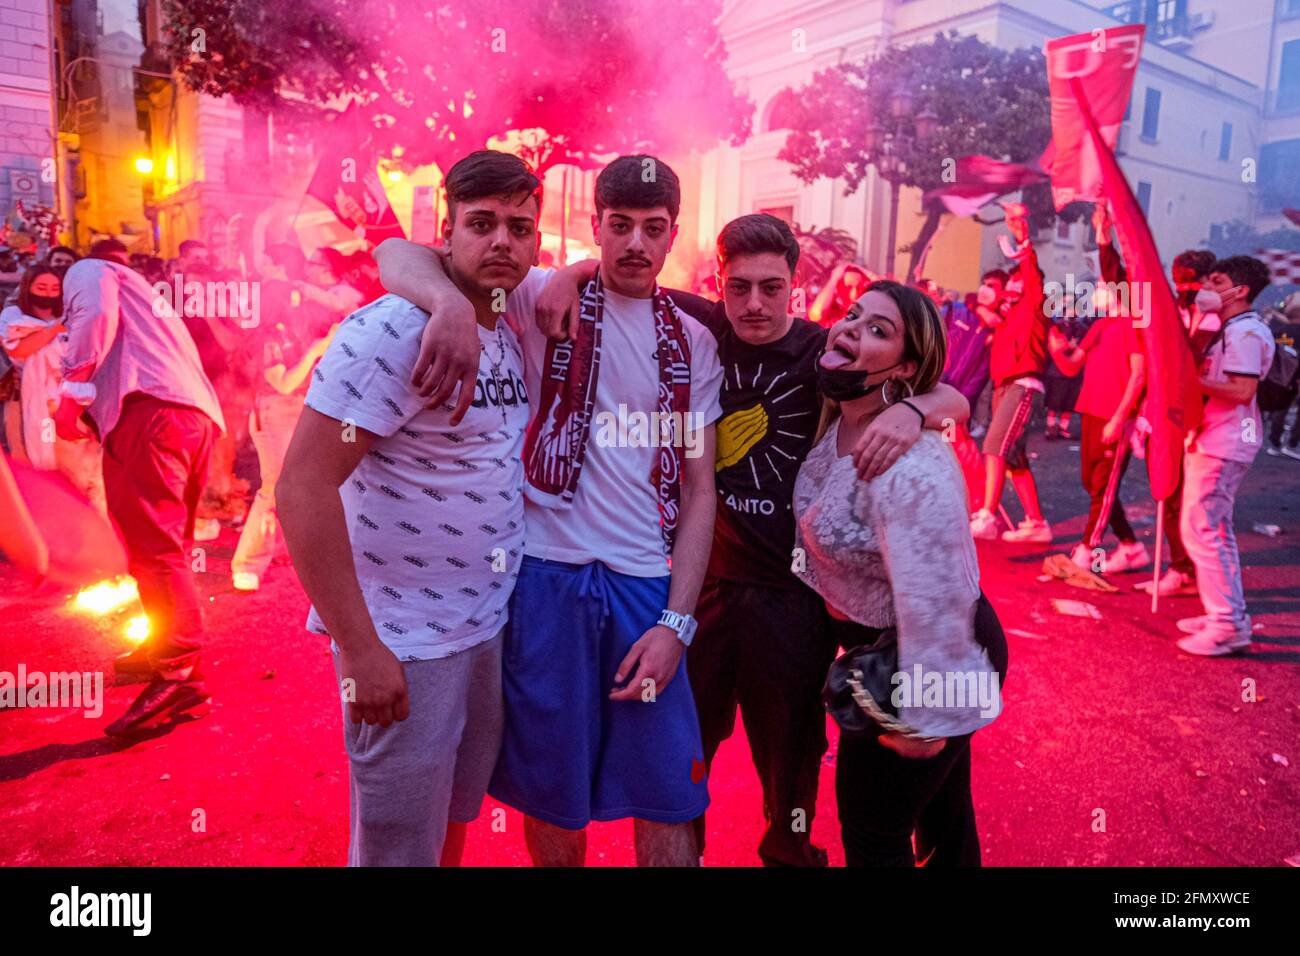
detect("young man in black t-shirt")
[673,215,968,866]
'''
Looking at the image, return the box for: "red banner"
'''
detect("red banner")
[1070,77,1201,502]
[1044,25,1145,210]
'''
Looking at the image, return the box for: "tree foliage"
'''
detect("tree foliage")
[776,32,1080,276]
[161,0,752,173]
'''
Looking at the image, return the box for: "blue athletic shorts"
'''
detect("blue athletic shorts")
[489,556,710,829]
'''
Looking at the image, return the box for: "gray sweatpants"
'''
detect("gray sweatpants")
[333,632,504,866]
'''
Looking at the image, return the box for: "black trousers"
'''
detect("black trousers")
[824,595,1006,868]
[688,576,839,866]
[835,730,980,867]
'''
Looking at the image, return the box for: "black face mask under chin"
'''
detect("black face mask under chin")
[815,355,904,402]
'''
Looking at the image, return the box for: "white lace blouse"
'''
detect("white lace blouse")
[793,422,999,737]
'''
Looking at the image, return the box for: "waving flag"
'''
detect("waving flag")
[1070,76,1201,501]
[922,155,1048,217]
[304,110,405,248]
[1044,25,1145,210]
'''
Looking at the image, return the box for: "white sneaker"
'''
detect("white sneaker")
[1283,447,1300,461]
[1176,615,1211,634]
[1135,568,1197,596]
[1103,541,1151,574]
[1177,624,1252,657]
[1266,445,1282,457]
[232,572,260,592]
[1069,543,1095,571]
[1002,518,1053,543]
[194,518,221,542]
[970,509,999,540]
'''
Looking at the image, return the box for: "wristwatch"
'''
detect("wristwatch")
[658,609,698,647]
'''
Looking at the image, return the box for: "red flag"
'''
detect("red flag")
[1045,25,1145,210]
[1070,77,1201,501]
[922,155,1047,217]
[305,112,405,247]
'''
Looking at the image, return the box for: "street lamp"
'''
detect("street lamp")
[914,108,940,142]
[889,88,914,119]
[133,156,154,175]
[873,89,938,278]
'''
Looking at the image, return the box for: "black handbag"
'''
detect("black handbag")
[823,593,1009,739]
[823,627,913,739]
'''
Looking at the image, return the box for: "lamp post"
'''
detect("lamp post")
[866,90,939,278]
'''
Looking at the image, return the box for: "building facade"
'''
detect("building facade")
[696,0,1294,293]
[1,0,55,244]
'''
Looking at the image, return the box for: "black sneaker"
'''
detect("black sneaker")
[114,644,153,674]
[104,678,212,738]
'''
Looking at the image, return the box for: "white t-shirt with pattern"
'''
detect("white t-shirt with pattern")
[302,282,538,660]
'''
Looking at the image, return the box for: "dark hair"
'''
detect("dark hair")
[46,245,78,263]
[716,213,799,273]
[595,154,681,223]
[981,268,1010,285]
[16,264,63,318]
[1210,255,1271,303]
[88,238,128,262]
[179,239,207,257]
[444,149,542,221]
[1172,249,1216,283]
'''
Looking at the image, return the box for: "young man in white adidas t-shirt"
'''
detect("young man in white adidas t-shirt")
[1176,256,1276,657]
[278,151,545,866]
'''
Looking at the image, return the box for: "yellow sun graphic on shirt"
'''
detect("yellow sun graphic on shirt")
[716,403,768,470]
[713,360,814,487]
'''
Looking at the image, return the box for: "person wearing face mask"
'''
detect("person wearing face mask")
[46,245,80,277]
[0,265,106,515]
[1176,256,1275,656]
[969,204,1054,544]
[792,281,1007,866]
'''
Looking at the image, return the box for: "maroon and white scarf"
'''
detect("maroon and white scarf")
[523,271,693,552]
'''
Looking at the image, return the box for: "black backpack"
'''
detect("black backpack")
[1258,339,1299,412]
[1209,314,1299,412]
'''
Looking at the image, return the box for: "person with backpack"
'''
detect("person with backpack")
[1176,256,1275,657]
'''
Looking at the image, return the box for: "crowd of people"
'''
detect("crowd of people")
[0,236,385,589]
[1,144,1296,869]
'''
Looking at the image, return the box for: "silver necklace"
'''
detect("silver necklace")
[481,324,509,425]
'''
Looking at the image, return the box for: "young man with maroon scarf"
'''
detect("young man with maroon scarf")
[377,155,722,866]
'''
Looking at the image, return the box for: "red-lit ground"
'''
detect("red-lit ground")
[2,433,1298,866]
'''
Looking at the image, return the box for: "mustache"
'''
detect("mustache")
[618,256,651,266]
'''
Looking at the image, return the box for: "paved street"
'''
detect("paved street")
[1,427,1297,866]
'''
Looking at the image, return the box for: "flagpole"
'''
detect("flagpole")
[1151,499,1164,613]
